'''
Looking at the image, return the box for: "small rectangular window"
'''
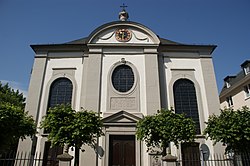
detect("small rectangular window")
[226,96,233,107]
[226,82,231,88]
[244,84,250,98]
[244,66,250,75]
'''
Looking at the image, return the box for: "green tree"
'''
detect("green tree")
[0,82,36,152]
[204,106,250,152]
[136,108,196,156]
[40,104,103,166]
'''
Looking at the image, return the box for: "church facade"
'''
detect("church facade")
[18,10,223,166]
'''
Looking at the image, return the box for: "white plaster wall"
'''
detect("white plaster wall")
[220,100,228,109]
[164,57,216,155]
[142,143,150,166]
[100,54,147,114]
[165,58,209,115]
[97,136,104,166]
[35,57,83,153]
[221,90,250,110]
[94,27,154,44]
[234,91,250,109]
[41,57,83,112]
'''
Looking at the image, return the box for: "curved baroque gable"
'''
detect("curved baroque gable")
[87,21,160,45]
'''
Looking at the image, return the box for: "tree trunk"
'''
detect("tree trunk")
[162,141,169,157]
[74,146,80,166]
[63,144,69,153]
[162,145,167,156]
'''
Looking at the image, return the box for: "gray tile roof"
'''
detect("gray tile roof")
[65,37,88,44]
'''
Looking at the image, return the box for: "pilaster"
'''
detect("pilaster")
[80,48,102,113]
[18,54,47,152]
[144,49,161,115]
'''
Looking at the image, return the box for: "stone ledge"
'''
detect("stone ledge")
[57,153,74,161]
[162,154,178,162]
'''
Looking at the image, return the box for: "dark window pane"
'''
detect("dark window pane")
[44,78,72,156]
[173,79,201,134]
[112,65,134,92]
[48,78,73,108]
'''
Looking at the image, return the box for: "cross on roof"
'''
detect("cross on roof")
[120,3,128,11]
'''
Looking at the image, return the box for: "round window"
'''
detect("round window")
[112,64,135,92]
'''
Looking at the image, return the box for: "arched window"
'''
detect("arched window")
[173,79,200,134]
[43,78,73,165]
[112,64,134,93]
[48,78,73,109]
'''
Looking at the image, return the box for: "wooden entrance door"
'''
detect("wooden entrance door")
[109,135,135,166]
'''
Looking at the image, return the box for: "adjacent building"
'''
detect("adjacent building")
[220,60,250,109]
[18,9,223,166]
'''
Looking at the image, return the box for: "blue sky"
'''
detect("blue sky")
[0,0,250,97]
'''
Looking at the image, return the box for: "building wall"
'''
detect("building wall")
[18,21,223,166]
[220,68,250,110]
[100,53,146,114]
[220,84,250,110]
[17,54,48,153]
[162,55,223,155]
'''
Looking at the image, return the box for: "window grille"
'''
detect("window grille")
[48,78,73,108]
[112,64,134,93]
[173,79,201,134]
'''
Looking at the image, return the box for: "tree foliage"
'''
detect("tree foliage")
[204,106,250,152]
[0,82,36,152]
[136,108,196,155]
[0,82,26,108]
[40,104,103,166]
[40,104,103,148]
